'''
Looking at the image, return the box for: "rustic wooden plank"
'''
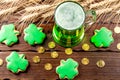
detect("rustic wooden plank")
[0,12,120,80]
[0,52,120,80]
[0,23,119,52]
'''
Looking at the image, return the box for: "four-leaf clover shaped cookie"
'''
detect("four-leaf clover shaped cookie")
[91,27,114,47]
[0,24,19,46]
[56,58,79,79]
[24,23,46,45]
[6,51,29,73]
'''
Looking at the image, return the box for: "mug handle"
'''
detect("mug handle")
[84,10,97,31]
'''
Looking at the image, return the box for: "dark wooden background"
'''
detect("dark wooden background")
[0,14,120,80]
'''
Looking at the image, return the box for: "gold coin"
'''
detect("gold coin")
[81,58,89,65]
[32,56,40,63]
[44,63,52,70]
[82,43,90,51]
[65,48,73,55]
[37,46,45,54]
[96,60,105,68]
[51,51,59,58]
[114,26,120,33]
[0,58,3,66]
[117,43,120,50]
[48,41,56,49]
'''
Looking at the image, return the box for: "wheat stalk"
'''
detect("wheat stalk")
[0,0,120,31]
[19,0,61,22]
[20,5,55,21]
[96,2,120,15]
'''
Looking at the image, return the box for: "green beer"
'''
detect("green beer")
[52,1,88,47]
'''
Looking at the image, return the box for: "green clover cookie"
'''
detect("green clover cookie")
[6,51,29,73]
[24,23,46,45]
[0,24,19,46]
[91,27,114,47]
[56,58,79,80]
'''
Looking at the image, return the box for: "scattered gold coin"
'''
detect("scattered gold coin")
[65,48,73,55]
[81,58,89,65]
[0,58,3,66]
[117,43,120,50]
[114,26,120,33]
[82,43,90,51]
[32,56,40,63]
[37,46,45,54]
[44,63,52,71]
[96,60,105,68]
[48,41,56,49]
[51,51,59,58]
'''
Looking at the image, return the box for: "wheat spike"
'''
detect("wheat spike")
[20,12,40,22]
[96,8,113,15]
[25,5,50,12]
[41,10,54,18]
[29,0,41,3]
[80,0,95,7]
[0,0,120,30]
[0,0,19,3]
[0,7,18,16]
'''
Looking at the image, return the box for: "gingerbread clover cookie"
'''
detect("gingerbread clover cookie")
[6,51,29,73]
[24,23,46,45]
[0,24,19,46]
[91,27,114,47]
[56,58,79,79]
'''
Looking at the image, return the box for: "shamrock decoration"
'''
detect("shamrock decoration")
[6,51,29,73]
[91,27,114,47]
[24,23,46,45]
[56,58,79,80]
[0,24,19,46]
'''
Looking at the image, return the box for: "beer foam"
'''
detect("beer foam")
[55,2,85,30]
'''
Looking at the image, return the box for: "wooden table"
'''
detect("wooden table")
[0,17,120,80]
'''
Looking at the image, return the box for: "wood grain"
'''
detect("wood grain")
[1,52,120,80]
[0,14,120,80]
[0,23,119,52]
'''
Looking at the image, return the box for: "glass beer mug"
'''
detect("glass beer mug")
[52,1,96,47]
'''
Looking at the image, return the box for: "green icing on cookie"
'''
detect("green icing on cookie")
[91,27,114,47]
[56,58,79,80]
[24,23,46,45]
[0,24,19,46]
[6,51,29,73]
